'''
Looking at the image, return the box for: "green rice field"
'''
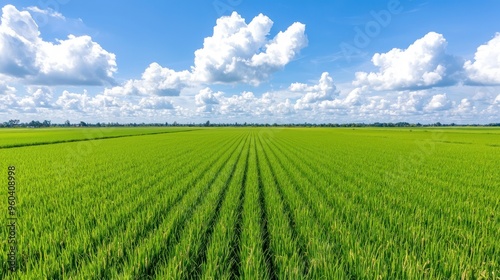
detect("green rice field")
[1,127,499,279]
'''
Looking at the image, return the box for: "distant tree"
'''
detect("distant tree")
[29,120,42,128]
[8,119,20,127]
[205,120,210,127]
[42,120,51,127]
[64,120,71,127]
[79,121,87,127]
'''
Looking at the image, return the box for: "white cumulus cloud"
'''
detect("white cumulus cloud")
[0,4,116,85]
[291,72,339,110]
[319,88,363,110]
[139,96,175,110]
[18,87,53,108]
[453,98,475,115]
[0,82,17,111]
[424,93,451,111]
[55,90,90,111]
[353,32,462,91]
[195,87,221,112]
[192,12,307,85]
[105,63,191,96]
[464,33,500,85]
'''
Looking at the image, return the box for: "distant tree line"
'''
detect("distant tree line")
[1,119,500,128]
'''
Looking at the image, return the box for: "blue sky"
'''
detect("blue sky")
[0,0,499,124]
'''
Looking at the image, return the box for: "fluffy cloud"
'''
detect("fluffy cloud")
[35,35,116,85]
[453,98,474,115]
[88,94,121,109]
[290,72,336,96]
[55,91,120,112]
[219,91,258,114]
[320,88,363,110]
[192,87,296,118]
[249,21,307,76]
[104,63,191,96]
[291,72,339,109]
[55,90,90,111]
[464,33,500,85]
[18,87,53,109]
[0,83,17,111]
[195,87,221,113]
[354,32,462,91]
[390,91,428,114]
[139,96,175,110]
[53,89,176,119]
[0,5,39,77]
[0,5,116,85]
[192,12,307,85]
[424,93,451,111]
